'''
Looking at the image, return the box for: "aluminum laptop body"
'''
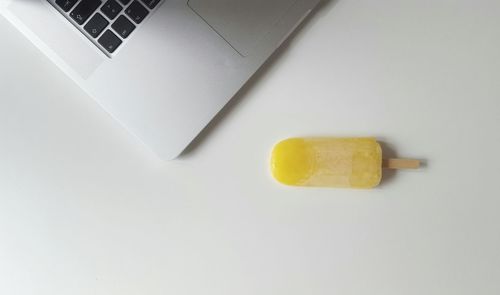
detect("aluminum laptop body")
[1,0,320,159]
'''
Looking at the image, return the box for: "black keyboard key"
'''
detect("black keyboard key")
[118,0,131,5]
[101,0,122,20]
[98,30,122,53]
[111,15,136,38]
[125,1,148,24]
[84,13,109,38]
[56,0,78,12]
[140,0,161,9]
[70,0,102,25]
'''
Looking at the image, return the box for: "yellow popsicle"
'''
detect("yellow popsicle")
[270,137,419,189]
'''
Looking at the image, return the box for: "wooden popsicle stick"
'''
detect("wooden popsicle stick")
[382,159,421,169]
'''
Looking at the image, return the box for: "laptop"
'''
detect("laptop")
[1,0,320,160]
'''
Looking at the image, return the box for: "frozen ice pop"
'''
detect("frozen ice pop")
[270,138,419,189]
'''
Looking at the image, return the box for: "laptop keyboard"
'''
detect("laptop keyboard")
[51,0,162,56]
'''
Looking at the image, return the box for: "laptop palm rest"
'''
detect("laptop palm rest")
[188,0,299,57]
[6,0,104,79]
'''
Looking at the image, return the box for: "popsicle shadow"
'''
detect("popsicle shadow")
[179,0,339,158]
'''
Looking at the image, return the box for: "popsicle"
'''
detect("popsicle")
[270,138,420,189]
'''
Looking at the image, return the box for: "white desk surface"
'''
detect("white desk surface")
[1,1,499,294]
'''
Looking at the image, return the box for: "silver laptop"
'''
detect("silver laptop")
[1,0,320,159]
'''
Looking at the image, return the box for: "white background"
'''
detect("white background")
[1,0,500,294]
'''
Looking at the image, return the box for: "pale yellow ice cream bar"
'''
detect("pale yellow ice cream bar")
[270,138,419,189]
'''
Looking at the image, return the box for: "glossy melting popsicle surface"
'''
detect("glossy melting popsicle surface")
[271,138,382,188]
